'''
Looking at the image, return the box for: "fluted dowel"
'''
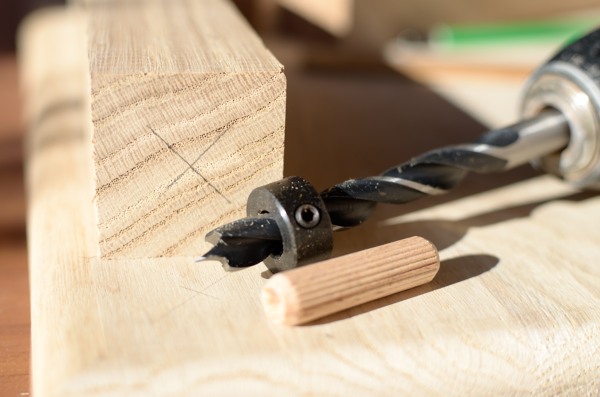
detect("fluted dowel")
[262,236,440,325]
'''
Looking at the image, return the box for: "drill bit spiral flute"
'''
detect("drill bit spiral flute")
[199,28,600,273]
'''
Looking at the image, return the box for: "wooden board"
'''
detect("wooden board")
[22,7,600,397]
[84,0,285,258]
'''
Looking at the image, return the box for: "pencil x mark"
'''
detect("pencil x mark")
[149,127,231,203]
[179,285,218,299]
[152,274,229,322]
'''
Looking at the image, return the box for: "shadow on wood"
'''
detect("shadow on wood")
[368,190,598,252]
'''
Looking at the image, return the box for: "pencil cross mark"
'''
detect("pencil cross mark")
[180,285,218,300]
[153,274,229,322]
[149,127,231,203]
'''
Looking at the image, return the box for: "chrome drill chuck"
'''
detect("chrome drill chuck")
[522,28,600,189]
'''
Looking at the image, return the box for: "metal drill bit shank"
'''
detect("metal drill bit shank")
[201,110,569,269]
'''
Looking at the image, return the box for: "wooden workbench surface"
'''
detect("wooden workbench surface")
[14,12,600,395]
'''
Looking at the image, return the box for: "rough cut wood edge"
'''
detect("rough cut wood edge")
[85,0,286,259]
[262,236,440,325]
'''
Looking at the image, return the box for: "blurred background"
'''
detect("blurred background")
[2,0,600,395]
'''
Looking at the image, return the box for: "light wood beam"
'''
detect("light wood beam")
[86,0,286,258]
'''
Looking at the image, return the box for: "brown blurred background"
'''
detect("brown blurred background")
[2,0,600,395]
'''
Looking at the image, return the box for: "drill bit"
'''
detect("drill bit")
[199,27,600,272]
[200,110,569,268]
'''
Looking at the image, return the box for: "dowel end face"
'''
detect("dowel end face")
[261,273,300,326]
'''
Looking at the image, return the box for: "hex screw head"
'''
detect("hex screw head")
[294,204,320,229]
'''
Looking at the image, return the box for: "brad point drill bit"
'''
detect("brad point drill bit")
[199,28,600,273]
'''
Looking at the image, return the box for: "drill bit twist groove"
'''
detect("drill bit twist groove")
[321,143,508,227]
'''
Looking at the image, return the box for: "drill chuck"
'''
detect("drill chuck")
[522,28,600,188]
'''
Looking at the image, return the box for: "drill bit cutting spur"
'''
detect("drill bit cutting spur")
[198,28,600,273]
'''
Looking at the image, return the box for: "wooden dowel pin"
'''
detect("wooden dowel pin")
[261,236,440,325]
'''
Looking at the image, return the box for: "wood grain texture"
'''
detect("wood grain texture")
[22,7,600,397]
[85,0,285,258]
[0,243,30,397]
[262,236,440,325]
